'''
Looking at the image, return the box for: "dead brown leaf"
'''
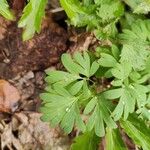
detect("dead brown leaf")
[0,112,70,150]
[0,80,20,113]
[68,32,98,54]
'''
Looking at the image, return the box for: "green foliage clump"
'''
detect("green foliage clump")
[0,0,14,20]
[40,0,150,149]
[1,0,150,41]
[41,44,150,149]
[0,0,48,40]
[60,0,124,39]
[18,0,48,40]
[123,0,150,14]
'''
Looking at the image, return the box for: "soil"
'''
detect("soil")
[0,15,68,79]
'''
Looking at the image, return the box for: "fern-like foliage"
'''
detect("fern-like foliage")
[2,0,150,41]
[41,46,150,149]
[41,43,150,129]
[18,0,48,40]
[39,0,150,149]
[60,0,124,39]
[123,0,150,14]
[0,0,14,20]
[40,52,117,136]
[40,22,150,147]
[41,52,98,133]
[120,114,150,150]
[119,19,150,70]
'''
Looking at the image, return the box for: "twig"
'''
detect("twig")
[50,7,64,13]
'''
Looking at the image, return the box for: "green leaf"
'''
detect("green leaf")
[60,104,76,133]
[90,61,99,76]
[84,97,97,114]
[95,66,109,77]
[62,52,99,77]
[71,131,100,150]
[120,114,150,150]
[103,88,123,99]
[81,81,92,100]
[95,19,118,39]
[112,87,135,121]
[60,0,82,20]
[85,96,117,137]
[18,0,48,40]
[60,0,97,28]
[0,0,14,20]
[86,104,105,137]
[105,128,127,150]
[40,86,85,133]
[111,45,120,60]
[145,55,150,72]
[120,44,148,71]
[136,74,150,84]
[83,51,91,73]
[96,0,124,23]
[60,0,124,31]
[119,20,150,70]
[129,84,148,108]
[111,80,122,87]
[69,80,84,95]
[98,53,117,67]
[45,70,81,86]
[111,62,132,80]
[53,84,76,97]
[112,84,148,121]
[123,0,150,14]
[62,53,85,75]
[74,52,86,67]
[137,107,150,120]
[75,105,86,131]
[83,0,93,6]
[129,71,141,82]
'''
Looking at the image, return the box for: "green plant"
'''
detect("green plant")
[0,0,48,40]
[60,0,124,39]
[40,0,150,149]
[1,0,150,149]
[0,0,14,20]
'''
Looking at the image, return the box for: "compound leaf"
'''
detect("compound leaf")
[40,86,85,133]
[0,0,14,20]
[123,0,150,14]
[62,52,99,77]
[120,114,150,150]
[18,0,48,40]
[84,96,117,137]
[112,84,148,121]
[119,20,150,70]
[96,0,124,23]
